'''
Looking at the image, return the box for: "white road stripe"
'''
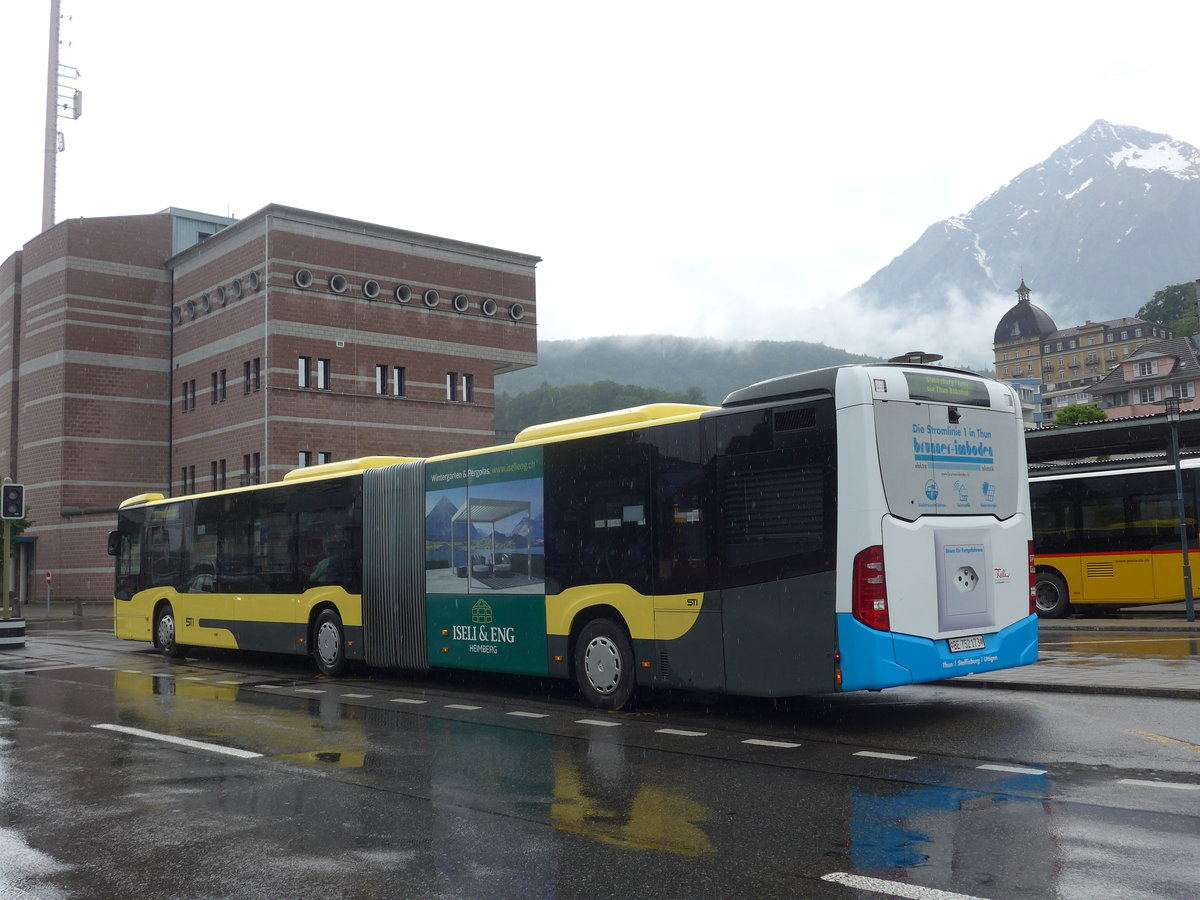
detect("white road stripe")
[507,711,549,719]
[390,698,427,704]
[822,871,989,899]
[656,728,707,737]
[855,750,917,761]
[339,693,373,699]
[214,681,243,686]
[576,718,622,727]
[977,763,1046,776]
[743,738,800,748]
[445,704,481,710]
[94,724,262,759]
[1117,778,1200,791]
[294,688,326,694]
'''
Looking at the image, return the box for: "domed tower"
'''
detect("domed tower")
[993,280,1056,385]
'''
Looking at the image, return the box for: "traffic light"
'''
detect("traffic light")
[1,484,24,520]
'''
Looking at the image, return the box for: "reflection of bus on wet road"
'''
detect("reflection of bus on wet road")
[109,361,1036,708]
[1030,458,1200,617]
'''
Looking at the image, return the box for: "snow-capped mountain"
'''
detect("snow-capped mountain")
[850,120,1200,328]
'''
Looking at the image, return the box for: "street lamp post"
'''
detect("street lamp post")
[1157,396,1196,622]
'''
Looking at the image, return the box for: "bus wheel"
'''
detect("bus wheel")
[1034,571,1070,619]
[574,618,635,710]
[155,603,185,659]
[313,609,346,677]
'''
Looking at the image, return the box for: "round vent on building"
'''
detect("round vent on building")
[363,279,381,300]
[294,268,314,289]
[509,302,525,321]
[329,273,349,294]
[453,293,469,312]
[248,271,261,292]
[423,289,440,308]
[186,300,197,320]
[481,298,497,317]
[395,284,412,303]
[215,286,227,307]
[200,294,211,314]
[231,278,243,299]
[172,307,182,325]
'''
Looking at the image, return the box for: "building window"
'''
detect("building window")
[211,371,218,403]
[317,358,331,390]
[1137,361,1158,377]
[1001,351,1008,361]
[375,364,387,395]
[1121,330,1128,339]
[1138,386,1160,405]
[253,358,261,391]
[244,361,251,394]
[393,366,405,397]
[299,450,313,467]
[181,381,188,412]
[462,373,474,403]
[1002,366,1009,376]
[299,357,313,388]
[1109,392,1128,407]
[447,372,458,402]
[210,459,226,491]
[219,369,227,401]
[1106,333,1114,342]
[1135,328,1143,338]
[1043,343,1051,353]
[180,465,195,495]
[1172,383,1195,399]
[318,451,332,465]
[243,451,261,485]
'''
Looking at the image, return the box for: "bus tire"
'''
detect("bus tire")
[313,608,346,677]
[1034,570,1071,619]
[155,602,185,659]
[574,618,635,710]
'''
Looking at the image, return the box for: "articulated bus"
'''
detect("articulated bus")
[1030,457,1200,618]
[109,362,1038,708]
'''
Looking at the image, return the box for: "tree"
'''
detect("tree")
[1053,404,1107,426]
[1136,283,1198,337]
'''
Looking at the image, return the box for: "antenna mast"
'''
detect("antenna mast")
[42,0,82,233]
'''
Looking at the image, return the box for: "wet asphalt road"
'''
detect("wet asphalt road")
[1,623,1199,899]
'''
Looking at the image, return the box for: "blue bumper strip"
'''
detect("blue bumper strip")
[838,614,1038,692]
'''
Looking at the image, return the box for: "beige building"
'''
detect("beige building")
[992,280,1169,423]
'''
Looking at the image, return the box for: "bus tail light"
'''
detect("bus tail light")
[1028,541,1037,616]
[852,545,890,631]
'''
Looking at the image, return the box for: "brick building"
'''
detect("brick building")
[0,204,539,602]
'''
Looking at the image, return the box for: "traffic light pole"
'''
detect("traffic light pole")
[2,518,10,621]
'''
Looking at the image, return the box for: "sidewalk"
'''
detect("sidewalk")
[6,601,1200,699]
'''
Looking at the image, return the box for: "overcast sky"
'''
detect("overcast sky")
[3,1,1199,368]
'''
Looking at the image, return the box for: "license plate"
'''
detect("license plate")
[948,635,985,653]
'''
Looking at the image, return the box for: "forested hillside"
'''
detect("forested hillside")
[495,335,880,405]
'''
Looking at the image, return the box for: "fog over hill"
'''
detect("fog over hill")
[496,335,879,405]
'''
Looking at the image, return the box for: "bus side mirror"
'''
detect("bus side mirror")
[107,531,123,557]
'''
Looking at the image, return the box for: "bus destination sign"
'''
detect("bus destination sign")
[904,372,991,407]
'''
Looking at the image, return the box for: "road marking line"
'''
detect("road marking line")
[94,724,262,759]
[576,718,622,727]
[1117,778,1200,791]
[855,750,917,761]
[390,698,427,704]
[214,681,243,686]
[507,711,549,719]
[743,738,800,748]
[339,693,373,699]
[1125,729,1200,755]
[257,684,284,689]
[656,728,707,737]
[445,704,481,710]
[294,688,326,694]
[977,763,1046,776]
[822,871,989,899]
[181,677,208,682]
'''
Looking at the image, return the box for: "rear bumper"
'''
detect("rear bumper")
[838,613,1038,691]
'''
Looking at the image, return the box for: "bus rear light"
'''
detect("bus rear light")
[1028,540,1037,616]
[852,545,890,631]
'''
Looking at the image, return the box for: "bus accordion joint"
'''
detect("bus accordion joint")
[1028,540,1037,616]
[852,545,890,631]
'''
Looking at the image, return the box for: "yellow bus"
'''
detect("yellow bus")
[110,362,1037,708]
[1030,457,1199,617]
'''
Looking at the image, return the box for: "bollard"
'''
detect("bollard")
[73,597,83,617]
